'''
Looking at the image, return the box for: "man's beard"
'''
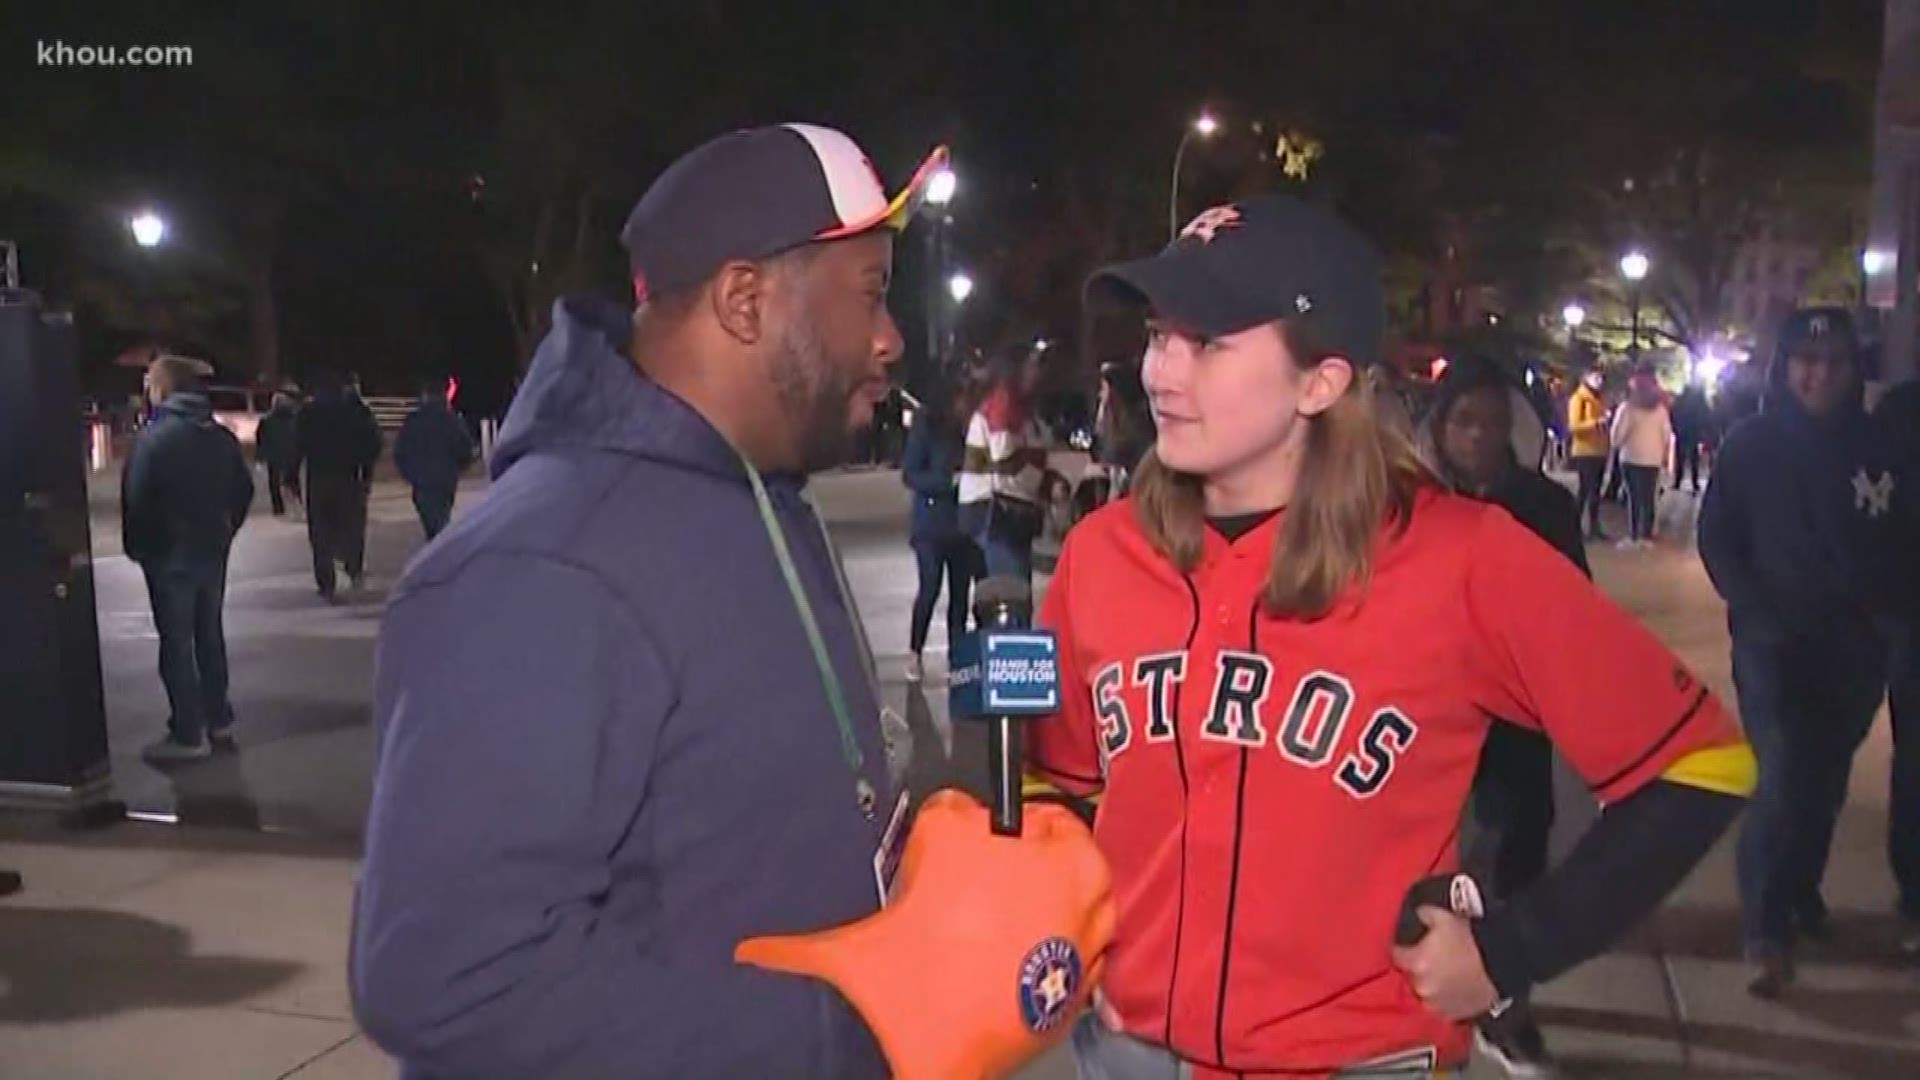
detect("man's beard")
[770,314,866,474]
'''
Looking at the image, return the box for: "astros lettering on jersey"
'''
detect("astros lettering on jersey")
[1028,488,1740,1076]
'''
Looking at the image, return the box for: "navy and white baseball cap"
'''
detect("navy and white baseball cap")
[620,123,949,302]
[1087,193,1386,368]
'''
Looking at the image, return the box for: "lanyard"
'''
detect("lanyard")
[740,456,878,819]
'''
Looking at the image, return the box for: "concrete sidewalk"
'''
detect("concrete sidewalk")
[5,472,1916,1077]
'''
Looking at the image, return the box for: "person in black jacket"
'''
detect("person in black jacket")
[899,379,977,683]
[1874,377,1920,955]
[122,356,255,764]
[393,379,475,541]
[1670,381,1714,495]
[254,390,302,515]
[1419,355,1590,1076]
[1700,308,1903,996]
[296,369,382,600]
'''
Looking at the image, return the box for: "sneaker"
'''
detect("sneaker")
[1475,1009,1556,1078]
[141,735,212,766]
[905,655,924,684]
[1746,950,1795,999]
[1898,918,1920,959]
[1616,538,1641,551]
[208,716,238,751]
[0,869,21,897]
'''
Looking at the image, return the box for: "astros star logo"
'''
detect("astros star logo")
[1035,964,1071,1012]
[1181,206,1242,243]
[1853,468,1895,518]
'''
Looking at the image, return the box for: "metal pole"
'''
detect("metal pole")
[924,218,941,381]
[1629,285,1642,363]
[1169,131,1195,241]
[1892,162,1920,384]
[1,240,18,290]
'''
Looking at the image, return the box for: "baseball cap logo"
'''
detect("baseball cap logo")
[1180,205,1242,244]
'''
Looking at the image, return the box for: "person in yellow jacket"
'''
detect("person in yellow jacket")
[1566,370,1611,540]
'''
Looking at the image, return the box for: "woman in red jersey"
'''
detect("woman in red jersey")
[1026,193,1755,1080]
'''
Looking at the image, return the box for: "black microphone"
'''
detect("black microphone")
[971,576,1039,837]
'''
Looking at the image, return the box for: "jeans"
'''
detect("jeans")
[307,471,368,595]
[1675,437,1704,491]
[909,534,978,655]
[266,461,299,515]
[1467,724,1554,899]
[960,500,1035,585]
[1571,455,1607,534]
[1887,618,1920,920]
[1071,1015,1461,1079]
[1623,464,1659,540]
[142,558,234,743]
[412,486,455,541]
[1732,622,1885,952]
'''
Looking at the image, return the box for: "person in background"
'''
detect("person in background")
[255,389,303,516]
[1566,369,1611,540]
[1873,377,1920,956]
[957,343,1049,582]
[1095,358,1155,493]
[121,356,255,764]
[1418,354,1590,1074]
[1671,378,1713,495]
[899,377,978,684]
[296,369,382,601]
[1610,372,1673,549]
[393,377,476,541]
[1700,308,1903,997]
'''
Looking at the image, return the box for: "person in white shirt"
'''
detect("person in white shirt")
[1610,373,1674,548]
[957,346,1049,581]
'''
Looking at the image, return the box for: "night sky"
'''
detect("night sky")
[1,1,1886,411]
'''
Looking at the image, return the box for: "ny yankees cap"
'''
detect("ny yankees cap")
[1087,193,1385,367]
[620,123,949,302]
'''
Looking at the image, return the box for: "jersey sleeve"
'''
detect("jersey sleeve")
[1462,507,1740,804]
[1026,536,1106,797]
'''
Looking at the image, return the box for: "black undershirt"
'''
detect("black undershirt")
[1206,509,1282,542]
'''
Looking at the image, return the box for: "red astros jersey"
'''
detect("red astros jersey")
[1029,487,1737,1077]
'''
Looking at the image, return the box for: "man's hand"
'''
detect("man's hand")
[1390,906,1500,1021]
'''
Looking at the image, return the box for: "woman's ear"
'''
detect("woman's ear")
[1297,357,1355,417]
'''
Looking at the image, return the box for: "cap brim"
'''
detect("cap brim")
[1085,249,1269,338]
[815,145,951,240]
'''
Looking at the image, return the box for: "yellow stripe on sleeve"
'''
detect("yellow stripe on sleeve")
[1659,741,1757,798]
[1023,774,1102,806]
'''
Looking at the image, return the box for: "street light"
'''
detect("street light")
[1864,248,1890,275]
[1169,111,1221,240]
[1620,250,1650,361]
[1562,302,1587,330]
[130,211,167,248]
[923,166,957,377]
[926,167,957,207]
[1033,338,1050,352]
[948,271,974,304]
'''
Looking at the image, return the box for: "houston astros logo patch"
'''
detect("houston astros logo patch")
[1017,937,1082,1033]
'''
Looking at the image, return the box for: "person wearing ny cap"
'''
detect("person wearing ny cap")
[351,123,1113,1080]
[1022,193,1751,1079]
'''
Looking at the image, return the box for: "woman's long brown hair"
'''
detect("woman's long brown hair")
[1130,318,1434,620]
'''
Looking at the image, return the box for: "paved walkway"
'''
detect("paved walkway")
[2,473,1915,1077]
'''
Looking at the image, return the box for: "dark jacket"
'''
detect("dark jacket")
[901,410,963,542]
[1418,358,1588,577]
[1873,379,1920,619]
[296,388,381,481]
[393,396,475,494]
[255,400,301,469]
[1699,349,1903,638]
[351,296,890,1080]
[1671,385,1713,441]
[121,392,254,567]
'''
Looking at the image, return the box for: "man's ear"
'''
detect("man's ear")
[709,260,767,346]
[1297,357,1355,417]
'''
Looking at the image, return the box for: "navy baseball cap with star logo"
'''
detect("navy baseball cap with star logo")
[620,123,949,302]
[1087,192,1385,367]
